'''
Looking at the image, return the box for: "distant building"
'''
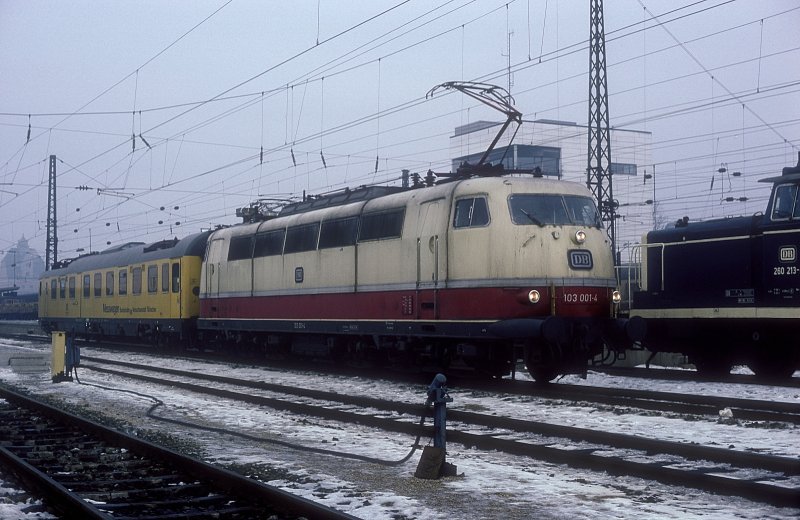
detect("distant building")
[0,237,45,295]
[450,119,653,262]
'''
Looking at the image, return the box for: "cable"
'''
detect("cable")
[75,374,430,466]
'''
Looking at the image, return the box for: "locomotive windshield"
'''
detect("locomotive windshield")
[509,194,601,227]
[771,183,799,221]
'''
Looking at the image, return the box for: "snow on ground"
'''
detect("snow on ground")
[0,339,798,519]
[0,478,54,519]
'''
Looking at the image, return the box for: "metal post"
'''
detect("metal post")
[427,373,451,449]
[46,155,58,270]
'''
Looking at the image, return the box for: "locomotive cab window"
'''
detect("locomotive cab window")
[453,197,490,228]
[509,194,601,228]
[771,184,799,221]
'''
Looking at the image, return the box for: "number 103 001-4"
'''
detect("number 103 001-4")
[774,266,799,276]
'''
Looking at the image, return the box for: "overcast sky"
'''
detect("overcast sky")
[1,0,798,259]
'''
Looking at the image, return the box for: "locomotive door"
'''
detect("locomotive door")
[415,199,447,319]
[205,238,224,317]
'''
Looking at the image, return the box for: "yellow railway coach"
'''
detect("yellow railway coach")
[39,231,211,345]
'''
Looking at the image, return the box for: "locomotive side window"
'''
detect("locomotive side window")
[51,279,57,299]
[253,229,285,257]
[285,223,320,253]
[509,194,600,227]
[453,197,490,228]
[119,270,127,295]
[94,273,102,297]
[83,274,91,298]
[228,235,254,260]
[147,265,158,293]
[358,209,405,241]
[771,184,798,221]
[161,263,169,292]
[319,217,359,249]
[106,271,114,296]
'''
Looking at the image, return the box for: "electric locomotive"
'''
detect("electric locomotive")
[38,231,211,345]
[629,153,800,378]
[198,172,643,381]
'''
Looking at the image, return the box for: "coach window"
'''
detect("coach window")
[319,217,359,249]
[94,272,102,297]
[147,265,158,294]
[119,269,128,296]
[171,262,180,293]
[253,229,285,257]
[133,267,143,295]
[83,274,91,298]
[69,277,76,299]
[59,278,66,299]
[161,263,169,292]
[771,184,798,221]
[51,279,57,299]
[358,209,405,241]
[106,271,114,296]
[453,197,490,228]
[284,223,320,253]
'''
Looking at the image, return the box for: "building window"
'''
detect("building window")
[610,162,637,176]
[453,145,561,177]
[453,197,490,228]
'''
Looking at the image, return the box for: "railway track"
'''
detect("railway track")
[76,355,800,509]
[0,385,357,519]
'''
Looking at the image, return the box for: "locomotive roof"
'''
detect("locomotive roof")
[43,230,211,277]
[212,176,593,240]
[759,152,800,184]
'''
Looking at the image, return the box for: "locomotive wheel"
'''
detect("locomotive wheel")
[524,342,561,383]
[748,351,798,380]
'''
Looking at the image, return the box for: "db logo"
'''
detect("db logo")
[779,246,796,263]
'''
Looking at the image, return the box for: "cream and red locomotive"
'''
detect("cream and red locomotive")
[199,174,642,381]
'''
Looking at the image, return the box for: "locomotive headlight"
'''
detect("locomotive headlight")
[574,229,587,244]
[528,290,541,304]
[612,290,622,304]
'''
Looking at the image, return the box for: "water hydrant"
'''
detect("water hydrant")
[414,373,457,479]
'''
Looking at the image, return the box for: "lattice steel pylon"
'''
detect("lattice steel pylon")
[45,154,58,270]
[587,0,616,262]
